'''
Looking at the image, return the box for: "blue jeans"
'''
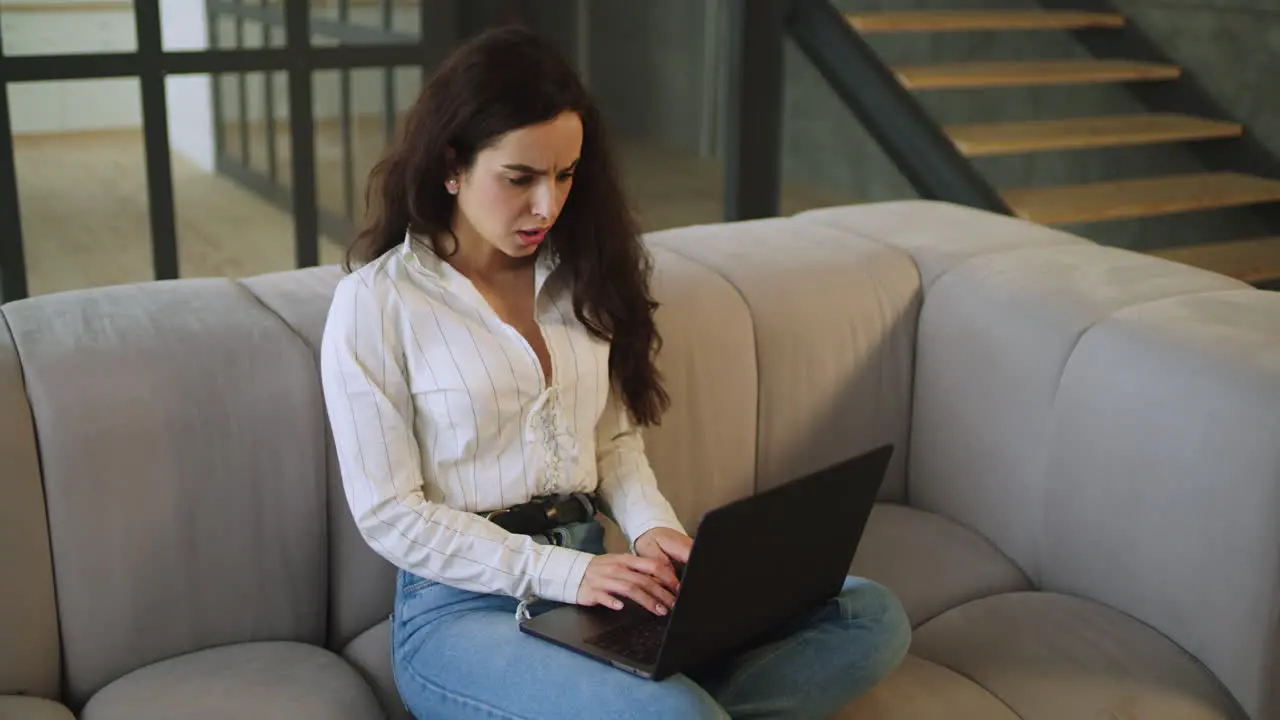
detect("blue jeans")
[390,520,910,719]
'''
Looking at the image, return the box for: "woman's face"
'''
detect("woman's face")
[450,110,583,260]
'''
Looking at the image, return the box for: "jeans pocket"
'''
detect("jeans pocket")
[399,568,440,596]
[403,577,439,595]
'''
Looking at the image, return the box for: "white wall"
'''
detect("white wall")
[2,5,141,134]
[162,0,214,171]
[3,2,425,148]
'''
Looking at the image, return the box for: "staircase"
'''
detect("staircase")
[844,8,1280,288]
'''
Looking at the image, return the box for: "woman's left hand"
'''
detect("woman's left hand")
[634,527,692,582]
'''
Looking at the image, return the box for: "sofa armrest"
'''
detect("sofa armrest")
[1040,289,1280,719]
[795,201,1278,717]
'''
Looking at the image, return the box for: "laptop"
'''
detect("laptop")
[519,443,894,681]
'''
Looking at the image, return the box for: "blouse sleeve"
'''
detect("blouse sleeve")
[320,272,592,604]
[593,382,687,548]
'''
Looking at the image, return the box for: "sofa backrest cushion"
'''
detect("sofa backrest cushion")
[1040,288,1280,718]
[238,266,398,652]
[0,312,61,701]
[799,200,1276,717]
[647,217,920,502]
[634,246,760,530]
[908,240,1242,574]
[3,279,330,708]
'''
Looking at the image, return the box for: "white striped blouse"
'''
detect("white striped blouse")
[319,234,686,605]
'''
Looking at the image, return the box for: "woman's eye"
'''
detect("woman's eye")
[557,173,575,183]
[508,176,534,187]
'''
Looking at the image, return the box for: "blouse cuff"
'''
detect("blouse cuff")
[532,544,594,605]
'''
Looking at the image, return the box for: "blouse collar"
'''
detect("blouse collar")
[400,230,561,302]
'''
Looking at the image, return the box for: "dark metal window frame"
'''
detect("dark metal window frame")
[0,0,1009,302]
[0,0,439,302]
[205,0,418,252]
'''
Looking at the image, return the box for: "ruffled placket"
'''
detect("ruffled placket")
[525,385,581,496]
[516,386,582,622]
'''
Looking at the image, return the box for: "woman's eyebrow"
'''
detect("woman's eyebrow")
[501,159,580,174]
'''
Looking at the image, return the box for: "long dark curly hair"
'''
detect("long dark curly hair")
[346,25,669,427]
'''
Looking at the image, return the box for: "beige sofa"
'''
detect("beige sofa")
[2,201,1276,719]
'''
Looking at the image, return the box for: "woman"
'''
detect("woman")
[320,25,909,720]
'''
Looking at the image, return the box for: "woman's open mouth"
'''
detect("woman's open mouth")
[516,227,548,246]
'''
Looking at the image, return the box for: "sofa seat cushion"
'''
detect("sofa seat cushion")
[343,621,412,720]
[0,695,75,720]
[850,503,1033,627]
[80,641,385,720]
[344,622,1022,720]
[837,654,1019,719]
[913,592,1247,719]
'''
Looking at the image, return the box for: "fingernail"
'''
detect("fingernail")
[656,604,667,615]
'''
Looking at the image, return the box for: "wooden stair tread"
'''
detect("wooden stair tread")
[1150,237,1280,285]
[847,10,1124,33]
[946,113,1243,156]
[895,60,1180,90]
[1003,172,1280,225]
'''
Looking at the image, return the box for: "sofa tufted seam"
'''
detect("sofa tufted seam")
[791,218,1080,511]
[231,274,333,354]
[909,589,1051,720]
[794,209,1083,296]
[902,650,1027,720]
[649,228,922,503]
[0,307,66,704]
[913,589,1252,718]
[638,240,763,494]
[908,583,1032,632]
[229,276,338,648]
[1036,285,1258,590]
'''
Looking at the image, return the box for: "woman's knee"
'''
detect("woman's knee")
[837,576,912,670]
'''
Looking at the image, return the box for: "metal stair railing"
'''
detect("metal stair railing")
[723,0,1014,221]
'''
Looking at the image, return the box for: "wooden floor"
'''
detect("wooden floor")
[12,124,852,298]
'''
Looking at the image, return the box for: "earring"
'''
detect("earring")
[446,179,459,195]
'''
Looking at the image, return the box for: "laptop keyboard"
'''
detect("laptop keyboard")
[585,614,668,666]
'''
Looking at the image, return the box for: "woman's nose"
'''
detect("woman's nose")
[531,181,558,220]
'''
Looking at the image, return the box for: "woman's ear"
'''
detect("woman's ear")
[443,146,460,195]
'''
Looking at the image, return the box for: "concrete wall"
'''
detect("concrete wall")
[1108,0,1280,161]
[587,0,721,158]
[580,0,1280,251]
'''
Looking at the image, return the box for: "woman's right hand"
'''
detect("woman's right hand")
[577,553,680,616]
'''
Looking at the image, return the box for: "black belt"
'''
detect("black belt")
[479,493,598,536]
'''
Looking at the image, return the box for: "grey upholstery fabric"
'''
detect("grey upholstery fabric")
[1040,289,1280,719]
[897,243,1243,578]
[851,503,1032,628]
[5,201,1276,719]
[3,280,329,708]
[837,655,1020,719]
[238,266,345,355]
[240,266,397,652]
[913,592,1248,719]
[638,246,760,531]
[0,696,75,720]
[80,641,385,720]
[342,621,411,720]
[648,217,919,502]
[795,199,1089,289]
[0,313,61,700]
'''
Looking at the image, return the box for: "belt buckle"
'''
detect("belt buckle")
[483,501,550,535]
